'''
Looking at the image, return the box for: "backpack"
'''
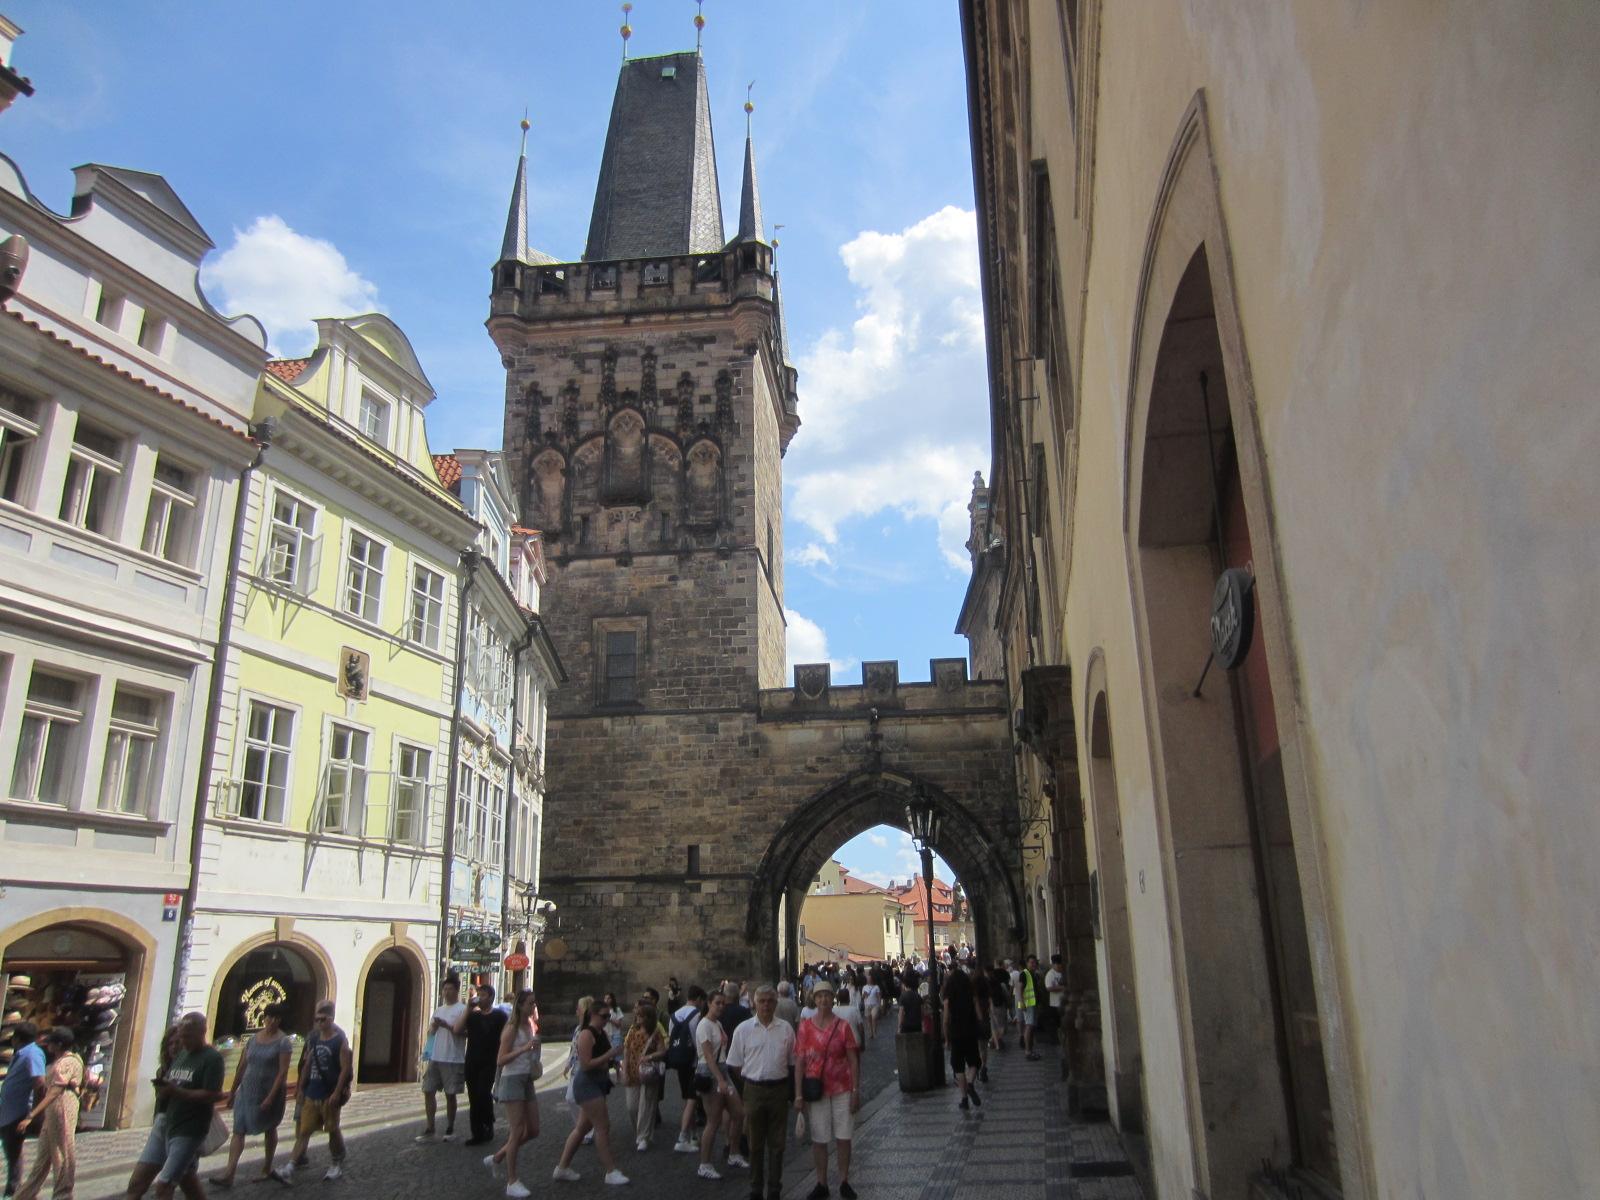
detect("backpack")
[664,1011,697,1071]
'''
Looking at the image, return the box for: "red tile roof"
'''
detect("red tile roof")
[842,875,890,895]
[511,524,542,537]
[264,357,310,382]
[4,310,252,444]
[432,454,463,492]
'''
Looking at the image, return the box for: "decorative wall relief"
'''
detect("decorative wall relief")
[570,439,602,525]
[649,435,682,524]
[531,449,568,533]
[685,438,723,529]
[560,381,580,443]
[640,349,659,418]
[715,369,733,429]
[603,409,649,505]
[600,347,619,412]
[676,372,695,438]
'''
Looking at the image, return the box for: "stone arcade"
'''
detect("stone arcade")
[487,49,1022,1013]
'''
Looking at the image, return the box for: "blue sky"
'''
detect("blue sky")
[1,2,985,886]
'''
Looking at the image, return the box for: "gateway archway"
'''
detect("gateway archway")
[748,767,1025,981]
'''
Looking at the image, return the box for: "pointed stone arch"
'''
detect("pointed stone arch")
[602,407,650,505]
[684,436,724,529]
[745,767,1025,980]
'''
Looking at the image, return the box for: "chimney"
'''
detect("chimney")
[0,14,35,116]
[966,470,992,563]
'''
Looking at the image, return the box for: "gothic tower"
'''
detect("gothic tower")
[487,49,800,1006]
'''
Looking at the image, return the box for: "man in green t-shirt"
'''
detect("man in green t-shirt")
[125,1011,225,1199]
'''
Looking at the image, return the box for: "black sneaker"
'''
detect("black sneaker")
[979,1066,989,1083]
[970,1087,982,1107]
[807,1186,830,1200]
[839,1184,857,1200]
[959,1095,970,1111]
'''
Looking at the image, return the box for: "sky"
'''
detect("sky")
[0,2,987,887]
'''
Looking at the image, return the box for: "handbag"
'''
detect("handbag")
[201,1109,229,1157]
[800,1019,842,1103]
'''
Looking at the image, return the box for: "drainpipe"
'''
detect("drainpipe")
[168,417,275,1024]
[500,617,539,990]
[438,548,480,985]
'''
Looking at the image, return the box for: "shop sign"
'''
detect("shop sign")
[503,953,529,971]
[240,977,288,1029]
[163,893,182,906]
[542,938,568,962]
[1210,567,1255,670]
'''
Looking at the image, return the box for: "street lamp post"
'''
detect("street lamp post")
[906,793,946,1086]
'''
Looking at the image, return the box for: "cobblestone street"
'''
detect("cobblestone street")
[65,1025,1139,1200]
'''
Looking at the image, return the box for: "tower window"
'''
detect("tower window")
[603,631,637,704]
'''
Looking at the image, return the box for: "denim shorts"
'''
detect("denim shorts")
[496,1071,537,1103]
[136,1113,204,1185]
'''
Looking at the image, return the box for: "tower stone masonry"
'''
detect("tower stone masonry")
[489,49,1021,1017]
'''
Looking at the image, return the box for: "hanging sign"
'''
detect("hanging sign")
[503,953,530,971]
[1210,567,1256,670]
[541,938,568,962]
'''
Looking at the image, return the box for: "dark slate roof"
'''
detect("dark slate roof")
[584,52,725,261]
[499,149,559,266]
[731,134,764,245]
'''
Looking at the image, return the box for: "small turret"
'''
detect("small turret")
[498,116,558,267]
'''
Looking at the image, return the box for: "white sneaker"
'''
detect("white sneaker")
[270,1165,294,1186]
[583,1131,595,1144]
[696,1163,722,1180]
[484,1154,498,1175]
[323,1165,342,1182]
[441,1131,457,1142]
[552,1166,581,1182]
[413,1131,436,1143]
[506,1183,531,1199]
[727,1154,750,1169]
[604,1171,630,1186]
[636,1138,649,1152]
[674,1137,698,1154]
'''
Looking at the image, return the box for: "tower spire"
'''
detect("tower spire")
[734,87,764,245]
[695,0,705,52]
[499,114,557,266]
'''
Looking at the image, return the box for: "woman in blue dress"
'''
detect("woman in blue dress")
[211,1003,291,1187]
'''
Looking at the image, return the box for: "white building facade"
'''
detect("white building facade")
[0,146,265,1128]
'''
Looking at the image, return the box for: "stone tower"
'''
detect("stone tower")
[487,49,800,1007]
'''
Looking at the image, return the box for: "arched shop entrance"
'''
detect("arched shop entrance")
[357,947,422,1084]
[212,941,328,1093]
[1,915,154,1130]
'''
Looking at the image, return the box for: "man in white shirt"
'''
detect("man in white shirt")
[416,975,469,1142]
[833,987,867,1049]
[726,986,795,1200]
[1045,953,1067,1037]
[774,981,801,1029]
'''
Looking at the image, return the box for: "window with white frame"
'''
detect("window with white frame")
[409,563,445,649]
[98,686,166,815]
[136,310,166,355]
[141,456,199,565]
[321,722,369,834]
[0,387,41,505]
[343,530,385,623]
[455,759,476,859]
[512,793,540,882]
[393,743,431,846]
[265,490,319,591]
[59,418,124,535]
[94,286,124,331]
[487,778,504,868]
[239,699,293,822]
[358,391,390,445]
[454,756,505,867]
[10,668,83,804]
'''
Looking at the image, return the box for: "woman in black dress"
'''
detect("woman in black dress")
[942,967,984,1111]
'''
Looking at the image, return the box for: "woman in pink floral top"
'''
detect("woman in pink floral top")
[792,980,861,1200]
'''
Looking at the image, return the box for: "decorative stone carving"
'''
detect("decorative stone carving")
[640,348,658,416]
[531,449,567,533]
[603,409,649,505]
[795,663,831,700]
[685,439,723,528]
[932,657,969,694]
[862,660,900,704]
[715,369,733,429]
[676,372,695,438]
[600,347,619,411]
[561,381,580,444]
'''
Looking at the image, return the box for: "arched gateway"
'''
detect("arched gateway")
[485,44,1020,1020]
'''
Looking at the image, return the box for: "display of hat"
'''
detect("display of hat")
[6,976,30,989]
[90,1009,117,1030]
[2,1011,22,1025]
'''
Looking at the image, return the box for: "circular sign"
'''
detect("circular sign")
[541,938,568,962]
[503,953,530,971]
[1210,567,1255,669]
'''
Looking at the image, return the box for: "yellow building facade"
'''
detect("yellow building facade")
[797,891,908,963]
[179,314,476,1087]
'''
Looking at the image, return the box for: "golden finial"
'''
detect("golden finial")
[745,80,754,133]
[695,0,706,52]
[621,3,633,60]
[519,107,530,155]
[773,223,784,257]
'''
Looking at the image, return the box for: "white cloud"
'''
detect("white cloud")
[202,215,382,356]
[867,833,889,849]
[855,870,894,888]
[787,206,988,572]
[784,608,858,681]
[790,441,984,571]
[791,542,835,570]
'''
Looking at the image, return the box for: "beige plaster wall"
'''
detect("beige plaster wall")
[1036,3,1600,1197]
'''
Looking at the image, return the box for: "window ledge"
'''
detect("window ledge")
[207,814,429,857]
[0,796,172,834]
[0,505,204,583]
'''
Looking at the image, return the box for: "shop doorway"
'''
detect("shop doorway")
[213,941,325,1093]
[1132,246,1338,1193]
[358,949,418,1084]
[1,921,145,1130]
[1085,686,1146,1138]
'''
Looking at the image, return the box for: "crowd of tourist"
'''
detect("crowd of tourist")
[0,950,1066,1199]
